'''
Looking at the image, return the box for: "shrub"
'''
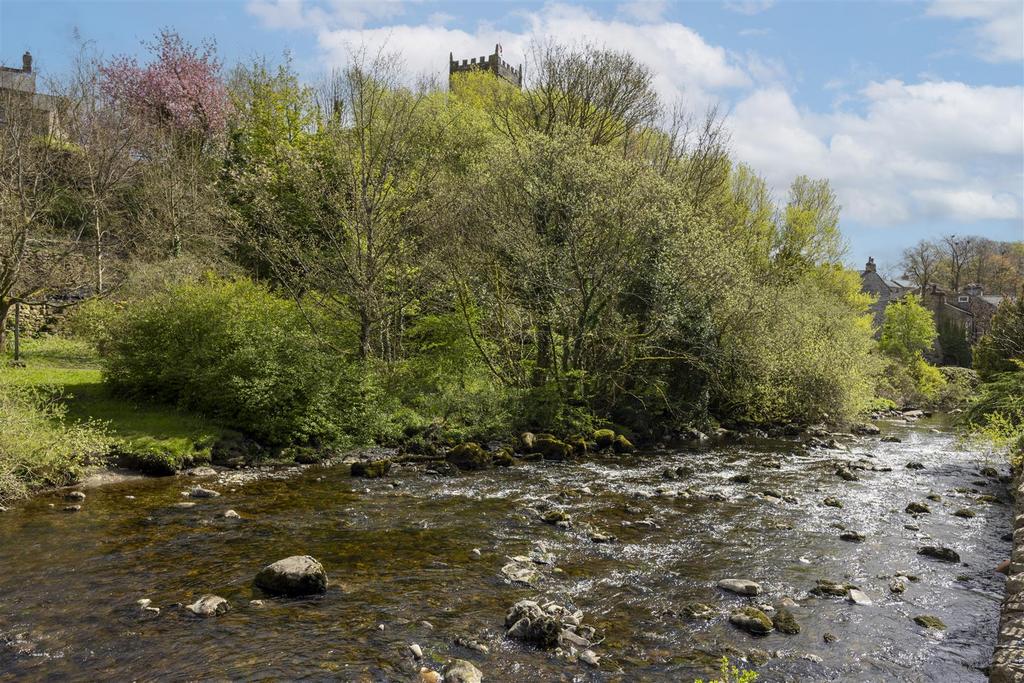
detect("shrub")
[103,276,364,446]
[966,365,1024,466]
[0,385,109,504]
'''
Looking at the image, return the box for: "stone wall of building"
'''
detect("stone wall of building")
[992,469,1024,682]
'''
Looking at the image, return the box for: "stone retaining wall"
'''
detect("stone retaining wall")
[992,471,1024,682]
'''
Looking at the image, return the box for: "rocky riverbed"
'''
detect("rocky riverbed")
[0,416,1011,681]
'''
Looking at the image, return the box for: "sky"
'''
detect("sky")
[2,0,1022,271]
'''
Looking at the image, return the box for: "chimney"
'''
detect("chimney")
[864,257,876,273]
[22,51,32,73]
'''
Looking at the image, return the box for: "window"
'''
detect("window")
[958,296,969,303]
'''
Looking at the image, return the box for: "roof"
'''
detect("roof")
[979,296,1005,306]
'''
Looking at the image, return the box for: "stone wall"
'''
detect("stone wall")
[992,470,1024,682]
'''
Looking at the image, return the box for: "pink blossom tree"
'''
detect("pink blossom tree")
[99,29,229,144]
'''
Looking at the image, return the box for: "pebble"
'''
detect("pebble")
[223,509,241,519]
[580,649,600,667]
[64,491,86,502]
[718,578,762,596]
[187,487,220,499]
[410,643,423,659]
[62,505,82,512]
[847,589,872,606]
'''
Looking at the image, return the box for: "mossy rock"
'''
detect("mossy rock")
[822,497,843,508]
[541,509,570,525]
[534,437,573,461]
[351,460,391,478]
[682,603,716,620]
[905,501,931,514]
[729,606,773,635]
[492,448,515,467]
[773,608,800,634]
[115,448,180,476]
[953,508,976,519]
[518,432,536,453]
[593,429,615,449]
[912,615,946,630]
[567,436,588,455]
[446,442,491,471]
[612,434,635,454]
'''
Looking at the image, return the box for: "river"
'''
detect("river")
[0,417,1010,682]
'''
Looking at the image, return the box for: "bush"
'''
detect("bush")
[966,365,1024,465]
[0,385,109,504]
[103,276,365,446]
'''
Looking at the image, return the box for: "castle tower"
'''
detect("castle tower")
[448,43,522,89]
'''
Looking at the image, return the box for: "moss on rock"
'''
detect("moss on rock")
[351,460,391,478]
[613,434,635,454]
[593,429,615,449]
[446,442,491,470]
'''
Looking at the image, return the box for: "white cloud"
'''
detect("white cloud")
[927,0,1024,62]
[729,80,1024,224]
[314,3,751,112]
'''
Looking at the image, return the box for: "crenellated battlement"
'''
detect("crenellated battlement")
[449,43,522,89]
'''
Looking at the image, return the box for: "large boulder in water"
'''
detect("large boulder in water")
[186,595,229,617]
[729,606,773,635]
[254,555,328,596]
[351,460,391,478]
[593,429,615,450]
[534,436,573,461]
[717,578,762,595]
[612,434,635,454]
[443,659,482,683]
[446,443,491,471]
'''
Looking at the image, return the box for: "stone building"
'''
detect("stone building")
[0,51,58,134]
[449,44,523,89]
[860,257,911,328]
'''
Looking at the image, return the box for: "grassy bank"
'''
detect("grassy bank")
[0,336,230,504]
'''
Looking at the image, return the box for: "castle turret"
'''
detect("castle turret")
[449,43,522,89]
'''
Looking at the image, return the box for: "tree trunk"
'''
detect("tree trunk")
[359,308,372,360]
[94,207,104,294]
[0,299,10,356]
[533,320,553,386]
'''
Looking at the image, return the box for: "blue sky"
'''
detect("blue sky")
[2,0,1022,271]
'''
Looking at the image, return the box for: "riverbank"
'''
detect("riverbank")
[0,418,1009,680]
[992,466,1024,682]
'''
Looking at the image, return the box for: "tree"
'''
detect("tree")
[974,294,1024,379]
[900,239,940,294]
[938,234,974,292]
[774,176,845,272]
[255,49,446,360]
[60,43,144,294]
[879,294,938,360]
[510,41,661,147]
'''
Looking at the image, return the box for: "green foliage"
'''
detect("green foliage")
[966,363,1024,465]
[935,366,979,410]
[0,384,109,504]
[973,295,1024,380]
[103,276,365,446]
[879,294,937,360]
[695,656,759,683]
[937,317,971,367]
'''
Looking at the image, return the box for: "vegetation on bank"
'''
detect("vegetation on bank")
[0,31,1019,501]
[966,296,1024,465]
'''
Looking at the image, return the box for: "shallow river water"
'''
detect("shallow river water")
[0,418,1012,682]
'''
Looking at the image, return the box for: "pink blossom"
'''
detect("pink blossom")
[100,29,229,138]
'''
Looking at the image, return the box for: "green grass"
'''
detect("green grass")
[1,336,232,481]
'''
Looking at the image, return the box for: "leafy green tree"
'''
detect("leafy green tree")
[879,294,938,360]
[974,294,1024,379]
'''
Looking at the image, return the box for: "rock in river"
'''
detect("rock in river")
[729,607,773,635]
[504,600,561,648]
[847,589,872,606]
[718,578,762,596]
[186,595,229,617]
[446,443,491,471]
[840,531,866,542]
[64,491,86,502]
[913,615,946,630]
[443,659,482,683]
[188,487,220,498]
[773,608,800,634]
[254,555,328,596]
[905,501,931,514]
[351,460,391,478]
[918,546,960,563]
